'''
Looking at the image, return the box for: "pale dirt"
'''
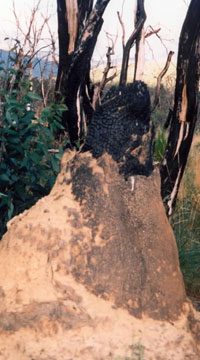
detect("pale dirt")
[0,151,199,360]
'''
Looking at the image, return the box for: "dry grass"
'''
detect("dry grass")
[179,134,200,198]
[192,134,200,190]
[91,61,176,88]
[171,134,200,297]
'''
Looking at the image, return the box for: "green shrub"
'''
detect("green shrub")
[149,84,174,129]
[170,157,200,296]
[0,63,67,239]
[153,123,200,296]
[154,127,167,163]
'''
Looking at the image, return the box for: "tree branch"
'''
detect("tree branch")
[92,39,116,109]
[153,50,174,109]
[145,27,161,39]
[160,0,200,215]
[117,11,125,49]
[119,0,146,86]
[55,0,111,144]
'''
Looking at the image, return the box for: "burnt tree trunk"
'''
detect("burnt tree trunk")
[133,4,145,82]
[160,0,200,215]
[55,0,111,145]
[119,0,146,86]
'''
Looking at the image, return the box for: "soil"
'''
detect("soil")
[0,150,199,359]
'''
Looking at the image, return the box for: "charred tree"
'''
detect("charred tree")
[119,0,146,86]
[55,0,111,145]
[160,0,200,215]
[153,51,174,109]
[133,1,146,82]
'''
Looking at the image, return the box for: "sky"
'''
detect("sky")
[0,0,190,66]
[95,0,189,63]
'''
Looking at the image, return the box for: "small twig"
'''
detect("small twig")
[117,11,125,49]
[164,108,173,129]
[149,25,169,56]
[48,149,59,153]
[121,0,126,17]
[145,27,161,39]
[92,32,117,109]
[145,39,157,62]
[92,42,116,109]
[153,50,174,110]
[43,14,59,66]
[119,0,146,86]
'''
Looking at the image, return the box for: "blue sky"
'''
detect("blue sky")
[0,0,189,64]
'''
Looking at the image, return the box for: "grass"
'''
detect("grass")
[154,128,200,298]
[151,82,200,299]
[170,138,200,297]
[91,61,176,89]
[154,127,168,163]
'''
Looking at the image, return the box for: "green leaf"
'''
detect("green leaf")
[5,94,12,104]
[58,104,68,111]
[10,158,19,166]
[22,123,36,136]
[4,129,18,135]
[0,192,8,198]
[53,120,64,129]
[8,99,20,106]
[15,184,25,201]
[7,136,21,144]
[8,144,24,155]
[11,174,19,182]
[8,68,17,75]
[74,140,81,149]
[55,148,64,160]
[5,111,12,124]
[8,202,14,220]
[41,107,51,116]
[26,92,42,101]
[22,111,35,123]
[29,152,42,164]
[21,158,29,169]
[0,174,10,181]
[51,157,60,173]
[12,113,18,123]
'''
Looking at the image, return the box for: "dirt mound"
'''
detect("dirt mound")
[0,150,199,359]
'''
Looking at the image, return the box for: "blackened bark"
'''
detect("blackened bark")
[83,81,154,178]
[55,0,111,145]
[153,51,174,109]
[160,0,200,215]
[119,0,146,86]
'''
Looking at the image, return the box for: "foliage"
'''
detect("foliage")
[170,144,200,296]
[31,77,56,104]
[0,61,67,239]
[151,83,200,298]
[152,82,200,297]
[150,84,174,129]
[154,127,167,163]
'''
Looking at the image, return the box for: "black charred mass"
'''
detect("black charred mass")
[82,81,154,177]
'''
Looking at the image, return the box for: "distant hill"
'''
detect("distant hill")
[0,49,58,79]
[0,48,176,87]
